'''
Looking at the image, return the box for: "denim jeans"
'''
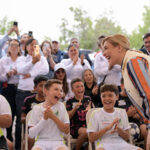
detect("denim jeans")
[15,90,32,150]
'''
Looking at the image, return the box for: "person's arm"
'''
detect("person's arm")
[28,119,48,138]
[147,129,150,150]
[126,57,150,125]
[66,100,82,119]
[0,95,12,128]
[0,114,12,128]
[89,118,120,143]
[44,106,69,134]
[29,56,49,77]
[94,53,109,76]
[111,125,129,141]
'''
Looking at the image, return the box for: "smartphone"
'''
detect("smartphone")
[44,43,50,49]
[28,31,33,37]
[34,45,40,56]
[13,21,18,26]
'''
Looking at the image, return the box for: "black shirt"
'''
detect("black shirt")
[22,94,44,114]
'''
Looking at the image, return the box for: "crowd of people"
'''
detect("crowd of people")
[0,23,150,150]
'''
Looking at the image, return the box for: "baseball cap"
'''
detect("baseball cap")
[54,63,65,72]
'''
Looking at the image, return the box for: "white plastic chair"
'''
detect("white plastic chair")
[25,111,32,150]
[86,108,99,150]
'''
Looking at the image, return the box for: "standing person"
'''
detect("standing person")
[28,79,70,150]
[139,32,150,55]
[51,40,64,63]
[41,40,55,79]
[94,35,121,86]
[102,34,150,150]
[15,38,49,150]
[61,44,91,81]
[0,39,21,142]
[20,33,29,55]
[70,38,93,67]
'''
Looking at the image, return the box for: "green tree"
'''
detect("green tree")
[59,7,125,50]
[93,17,125,50]
[0,17,13,35]
[129,5,150,49]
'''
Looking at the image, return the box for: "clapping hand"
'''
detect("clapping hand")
[44,106,55,120]
[80,54,84,65]
[92,85,98,95]
[73,55,78,65]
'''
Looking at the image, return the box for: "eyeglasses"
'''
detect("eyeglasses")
[56,69,65,74]
[10,44,19,47]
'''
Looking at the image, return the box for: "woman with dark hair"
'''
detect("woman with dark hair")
[14,38,49,150]
[60,44,91,80]
[41,40,55,79]
[53,63,73,101]
[0,39,21,142]
[82,69,100,107]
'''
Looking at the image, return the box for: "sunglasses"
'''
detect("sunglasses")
[56,69,65,74]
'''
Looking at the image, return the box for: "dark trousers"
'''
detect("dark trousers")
[15,90,32,150]
[2,84,17,141]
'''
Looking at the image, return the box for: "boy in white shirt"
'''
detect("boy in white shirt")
[87,84,142,150]
[28,79,70,150]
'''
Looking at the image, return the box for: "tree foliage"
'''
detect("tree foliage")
[129,5,150,49]
[59,7,125,50]
[0,17,13,35]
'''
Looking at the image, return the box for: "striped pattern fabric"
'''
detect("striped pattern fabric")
[126,56,150,125]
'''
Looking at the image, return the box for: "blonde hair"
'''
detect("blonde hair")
[102,34,130,50]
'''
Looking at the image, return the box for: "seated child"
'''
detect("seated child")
[87,84,142,150]
[21,75,48,122]
[66,78,93,150]
[28,79,70,150]
[21,75,48,150]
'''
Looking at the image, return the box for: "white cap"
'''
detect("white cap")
[54,63,66,72]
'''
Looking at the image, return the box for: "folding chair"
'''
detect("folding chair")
[86,108,99,150]
[25,111,32,150]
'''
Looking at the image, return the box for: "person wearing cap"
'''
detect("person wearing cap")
[51,40,64,63]
[54,63,74,101]
[60,44,91,81]
[102,34,150,150]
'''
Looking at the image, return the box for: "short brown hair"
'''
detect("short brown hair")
[100,84,119,96]
[44,79,62,90]
[71,78,84,89]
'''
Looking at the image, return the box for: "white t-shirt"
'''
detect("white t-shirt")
[87,108,130,147]
[0,95,11,137]
[28,102,69,141]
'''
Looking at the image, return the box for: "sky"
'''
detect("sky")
[0,0,149,43]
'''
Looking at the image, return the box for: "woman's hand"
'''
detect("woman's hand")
[73,55,78,65]
[32,54,40,64]
[80,54,85,65]
[92,85,98,95]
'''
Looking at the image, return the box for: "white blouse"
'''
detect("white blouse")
[61,58,91,81]
[0,56,20,84]
[16,55,49,91]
